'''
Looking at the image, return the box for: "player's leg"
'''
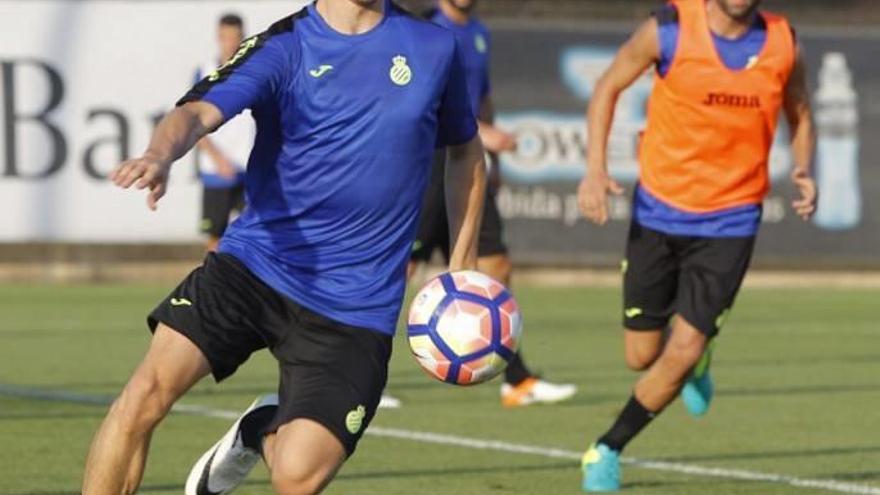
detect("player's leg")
[201,186,233,252]
[581,223,677,492]
[582,317,704,493]
[92,252,266,495]
[619,223,679,372]
[676,234,756,416]
[477,253,534,387]
[82,324,211,494]
[265,305,391,489]
[623,329,664,371]
[187,297,391,495]
[475,193,576,406]
[264,419,347,495]
[631,316,707,410]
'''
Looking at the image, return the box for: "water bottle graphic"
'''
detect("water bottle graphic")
[813,52,861,230]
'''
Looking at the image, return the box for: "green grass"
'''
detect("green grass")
[1,284,878,494]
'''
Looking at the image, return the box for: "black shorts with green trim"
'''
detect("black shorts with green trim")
[622,221,755,337]
[147,252,391,456]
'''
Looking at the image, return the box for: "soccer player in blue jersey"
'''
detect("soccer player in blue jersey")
[407,0,577,408]
[81,1,487,494]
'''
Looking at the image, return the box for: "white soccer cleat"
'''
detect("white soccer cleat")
[501,378,577,408]
[185,394,279,495]
[378,393,402,409]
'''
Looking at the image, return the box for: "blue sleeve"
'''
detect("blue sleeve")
[481,30,491,100]
[654,4,679,78]
[436,40,479,148]
[178,36,292,120]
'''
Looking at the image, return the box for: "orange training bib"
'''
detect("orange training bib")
[639,0,796,213]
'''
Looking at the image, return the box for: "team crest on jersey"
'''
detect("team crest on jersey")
[475,33,488,54]
[389,55,412,86]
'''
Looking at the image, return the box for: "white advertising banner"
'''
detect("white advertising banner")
[0,1,308,241]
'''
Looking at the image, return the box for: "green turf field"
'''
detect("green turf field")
[0,284,878,495]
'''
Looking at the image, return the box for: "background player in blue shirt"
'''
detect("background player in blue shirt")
[81,1,487,494]
[194,13,256,252]
[407,0,577,408]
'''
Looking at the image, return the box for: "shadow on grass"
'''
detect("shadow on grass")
[0,411,104,421]
[718,353,880,368]
[8,464,575,495]
[719,383,880,398]
[662,444,880,463]
[817,471,880,482]
[333,461,573,483]
[5,479,269,495]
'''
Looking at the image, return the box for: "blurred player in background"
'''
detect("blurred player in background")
[406,0,577,408]
[82,0,487,494]
[577,0,817,490]
[195,14,255,251]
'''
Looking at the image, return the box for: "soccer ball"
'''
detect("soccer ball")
[407,271,523,385]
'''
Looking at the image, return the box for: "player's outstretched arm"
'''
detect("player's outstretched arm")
[446,135,488,272]
[110,101,224,210]
[784,47,818,221]
[579,18,659,225]
[478,96,517,154]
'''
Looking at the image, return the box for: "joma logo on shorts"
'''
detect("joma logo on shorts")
[702,92,761,108]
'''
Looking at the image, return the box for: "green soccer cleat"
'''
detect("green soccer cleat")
[682,341,715,417]
[581,443,621,492]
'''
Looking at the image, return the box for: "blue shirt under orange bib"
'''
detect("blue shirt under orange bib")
[636,3,793,238]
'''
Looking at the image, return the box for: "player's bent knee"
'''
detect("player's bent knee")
[660,340,705,373]
[624,351,654,371]
[270,469,326,495]
[623,329,663,371]
[114,373,174,430]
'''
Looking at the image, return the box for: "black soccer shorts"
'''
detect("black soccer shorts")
[200,184,245,238]
[147,253,391,455]
[411,152,508,263]
[622,221,756,337]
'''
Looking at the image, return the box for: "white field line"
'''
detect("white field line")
[2,384,879,495]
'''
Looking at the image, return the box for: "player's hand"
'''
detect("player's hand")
[109,154,171,211]
[790,168,817,221]
[216,157,238,179]
[480,126,517,154]
[578,170,624,226]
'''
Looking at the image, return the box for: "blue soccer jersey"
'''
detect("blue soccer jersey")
[430,8,491,114]
[178,1,477,335]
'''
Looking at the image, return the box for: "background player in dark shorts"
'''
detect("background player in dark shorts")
[406,0,576,408]
[193,14,254,251]
[577,0,818,490]
[81,1,488,494]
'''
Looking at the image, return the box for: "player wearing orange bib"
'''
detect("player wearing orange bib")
[577,0,817,491]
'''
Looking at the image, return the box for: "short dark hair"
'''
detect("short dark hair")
[219,13,244,31]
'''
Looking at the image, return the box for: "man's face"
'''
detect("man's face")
[348,0,382,7]
[218,25,244,62]
[445,0,477,14]
[714,0,761,21]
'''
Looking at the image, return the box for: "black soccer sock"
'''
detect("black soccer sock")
[240,405,278,454]
[596,395,659,452]
[504,351,534,386]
